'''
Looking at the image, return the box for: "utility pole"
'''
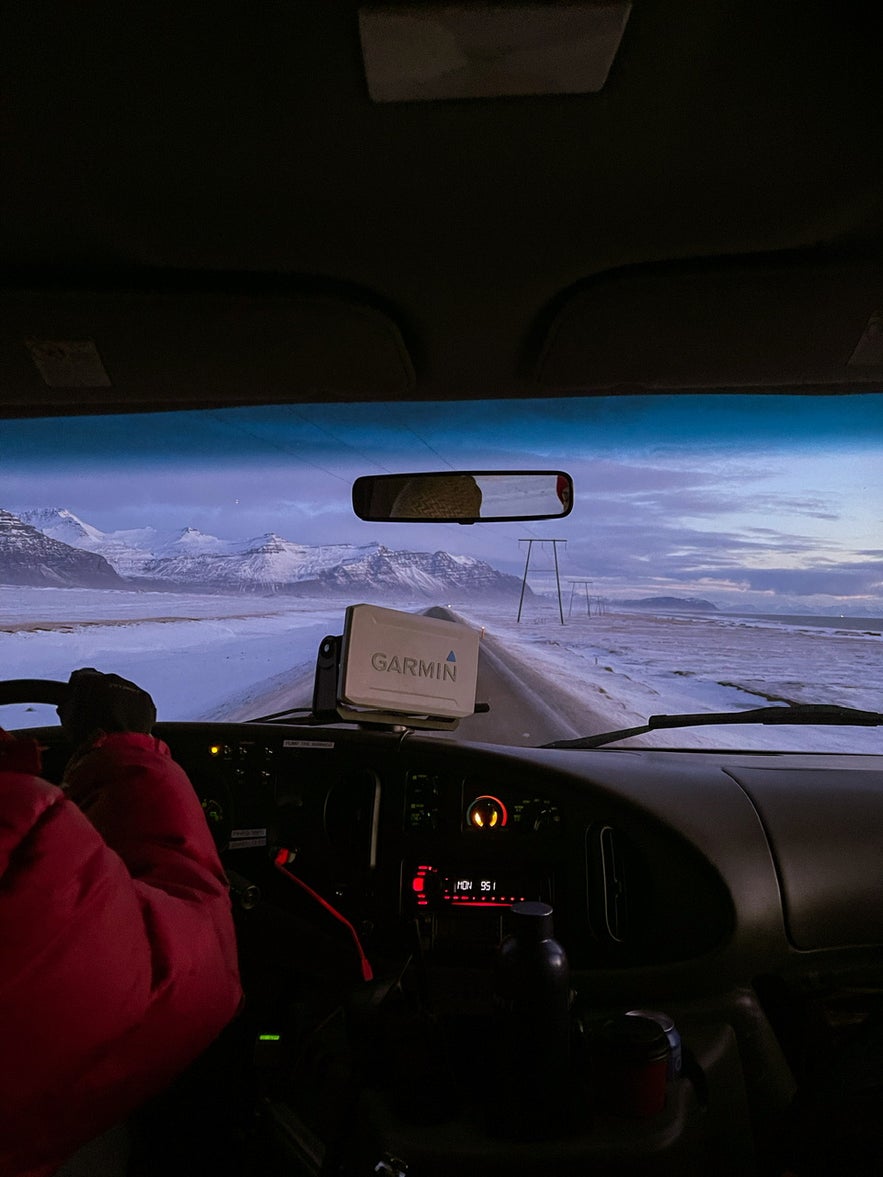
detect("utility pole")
[517,539,567,624]
[568,579,593,617]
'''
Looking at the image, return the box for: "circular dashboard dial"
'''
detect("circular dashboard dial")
[466,794,508,830]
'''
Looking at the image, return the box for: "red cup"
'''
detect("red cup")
[593,1014,670,1117]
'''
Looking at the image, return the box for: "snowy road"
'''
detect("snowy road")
[414,607,588,747]
[447,631,586,746]
[225,606,593,745]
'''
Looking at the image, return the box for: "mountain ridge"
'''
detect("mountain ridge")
[614,596,719,612]
[0,509,125,588]
[7,507,526,599]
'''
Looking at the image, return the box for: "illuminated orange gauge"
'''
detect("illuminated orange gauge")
[466,794,508,830]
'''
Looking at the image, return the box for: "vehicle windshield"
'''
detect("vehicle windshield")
[2,393,882,751]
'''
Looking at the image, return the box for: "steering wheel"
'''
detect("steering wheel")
[0,681,72,782]
[0,679,69,708]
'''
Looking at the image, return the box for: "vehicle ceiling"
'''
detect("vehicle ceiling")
[3,1,883,418]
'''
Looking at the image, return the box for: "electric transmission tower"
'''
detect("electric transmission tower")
[517,538,567,624]
[568,579,594,617]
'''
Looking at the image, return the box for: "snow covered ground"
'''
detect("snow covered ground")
[456,602,883,752]
[0,585,341,727]
[1,584,881,752]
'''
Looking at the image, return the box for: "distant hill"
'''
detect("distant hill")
[615,596,719,612]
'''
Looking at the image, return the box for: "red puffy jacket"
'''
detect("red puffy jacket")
[0,729,243,1177]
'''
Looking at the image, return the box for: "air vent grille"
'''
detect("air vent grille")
[598,824,628,943]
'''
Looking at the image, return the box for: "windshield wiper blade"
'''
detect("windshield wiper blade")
[542,704,883,749]
[248,707,314,724]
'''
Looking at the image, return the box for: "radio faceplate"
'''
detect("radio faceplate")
[406,863,551,912]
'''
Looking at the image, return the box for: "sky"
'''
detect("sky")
[3,393,883,613]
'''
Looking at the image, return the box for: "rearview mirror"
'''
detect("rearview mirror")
[352,471,573,523]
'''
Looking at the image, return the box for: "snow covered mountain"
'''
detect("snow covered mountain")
[140,535,524,598]
[0,510,124,588]
[16,507,165,577]
[12,507,525,598]
[309,546,518,597]
[141,532,388,591]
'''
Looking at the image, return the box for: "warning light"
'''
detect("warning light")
[209,744,222,756]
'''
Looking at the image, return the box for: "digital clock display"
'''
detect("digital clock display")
[409,863,538,909]
[453,877,497,894]
[443,873,526,905]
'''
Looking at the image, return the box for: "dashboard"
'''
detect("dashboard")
[168,722,883,1174]
[24,718,883,1174]
[167,722,740,976]
[157,722,883,981]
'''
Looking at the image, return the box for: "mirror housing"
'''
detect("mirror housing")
[352,471,573,523]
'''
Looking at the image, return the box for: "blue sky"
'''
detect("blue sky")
[3,394,883,612]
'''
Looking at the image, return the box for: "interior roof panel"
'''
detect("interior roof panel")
[2,1,882,414]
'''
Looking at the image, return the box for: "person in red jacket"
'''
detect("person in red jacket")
[0,670,243,1177]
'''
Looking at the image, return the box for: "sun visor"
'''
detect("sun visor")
[537,257,883,393]
[0,287,415,414]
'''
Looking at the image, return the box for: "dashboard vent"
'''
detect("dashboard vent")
[597,824,628,943]
[324,770,381,869]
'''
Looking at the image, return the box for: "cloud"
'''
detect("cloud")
[558,508,883,602]
[730,563,883,598]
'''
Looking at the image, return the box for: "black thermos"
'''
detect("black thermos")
[492,900,571,1136]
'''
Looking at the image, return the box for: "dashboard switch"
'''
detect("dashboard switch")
[405,771,440,830]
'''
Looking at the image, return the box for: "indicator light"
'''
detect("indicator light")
[209,744,222,756]
[258,1034,281,1042]
[201,798,223,824]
